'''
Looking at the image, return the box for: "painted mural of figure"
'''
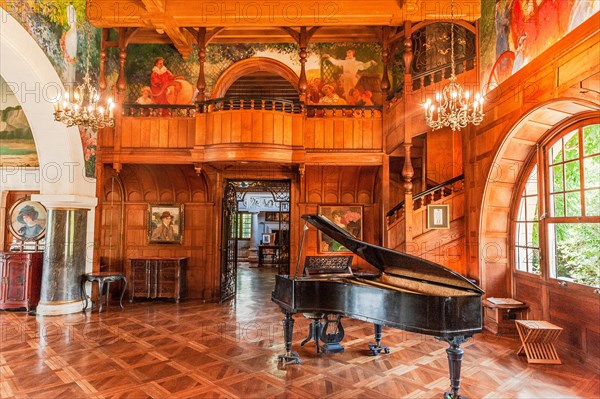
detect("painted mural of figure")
[150,57,195,104]
[322,49,377,101]
[61,4,77,87]
[568,0,599,32]
[17,205,43,239]
[318,84,347,105]
[511,33,528,74]
[306,77,323,104]
[136,86,154,104]
[495,0,514,60]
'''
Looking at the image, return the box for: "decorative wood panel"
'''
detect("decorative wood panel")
[118,117,195,149]
[98,164,217,301]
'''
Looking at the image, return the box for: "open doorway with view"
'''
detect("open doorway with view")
[220,180,291,303]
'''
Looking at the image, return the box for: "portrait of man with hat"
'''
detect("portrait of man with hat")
[15,203,45,240]
[150,209,177,242]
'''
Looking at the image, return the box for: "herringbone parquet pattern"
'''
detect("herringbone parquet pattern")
[1,265,598,398]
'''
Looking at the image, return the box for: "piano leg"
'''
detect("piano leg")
[278,312,301,364]
[438,336,469,399]
[368,323,390,355]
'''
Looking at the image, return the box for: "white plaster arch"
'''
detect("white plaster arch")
[0,8,95,200]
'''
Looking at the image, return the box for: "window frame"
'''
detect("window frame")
[511,117,600,292]
[237,212,252,240]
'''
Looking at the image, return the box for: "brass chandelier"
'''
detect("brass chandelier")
[423,0,484,131]
[54,26,114,130]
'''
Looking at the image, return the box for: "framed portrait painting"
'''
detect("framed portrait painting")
[148,204,184,244]
[318,205,363,253]
[8,199,47,241]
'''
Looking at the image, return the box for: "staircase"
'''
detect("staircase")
[386,175,465,271]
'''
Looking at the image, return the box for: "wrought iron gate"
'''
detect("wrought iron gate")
[219,182,238,303]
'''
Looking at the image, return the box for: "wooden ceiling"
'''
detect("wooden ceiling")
[88,0,481,57]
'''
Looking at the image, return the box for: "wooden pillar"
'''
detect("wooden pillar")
[380,26,390,94]
[116,28,127,103]
[196,28,207,102]
[298,27,308,101]
[98,29,108,92]
[402,21,414,253]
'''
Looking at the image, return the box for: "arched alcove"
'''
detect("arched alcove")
[479,98,600,294]
[211,57,299,99]
[0,9,93,197]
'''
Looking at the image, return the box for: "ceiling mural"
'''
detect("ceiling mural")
[0,76,38,167]
[480,0,599,93]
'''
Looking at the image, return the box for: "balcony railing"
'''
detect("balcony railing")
[386,175,464,222]
[198,97,303,113]
[122,103,196,117]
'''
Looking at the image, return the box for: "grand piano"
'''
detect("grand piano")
[272,214,484,399]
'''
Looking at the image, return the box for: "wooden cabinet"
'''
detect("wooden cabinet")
[0,252,44,311]
[129,257,187,302]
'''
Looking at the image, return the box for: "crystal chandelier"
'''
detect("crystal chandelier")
[423,0,484,131]
[53,26,114,129]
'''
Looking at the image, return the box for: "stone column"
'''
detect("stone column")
[33,195,97,315]
[248,212,259,262]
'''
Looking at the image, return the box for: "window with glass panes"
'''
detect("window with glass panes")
[237,212,252,239]
[514,121,599,289]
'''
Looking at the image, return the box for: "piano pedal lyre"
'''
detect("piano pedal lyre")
[320,314,345,354]
[368,323,390,355]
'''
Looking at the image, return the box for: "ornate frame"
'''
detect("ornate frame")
[147,203,184,244]
[7,198,47,242]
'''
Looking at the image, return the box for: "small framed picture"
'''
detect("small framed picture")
[262,234,271,244]
[427,205,450,229]
[281,202,289,212]
[8,199,47,241]
[148,203,184,244]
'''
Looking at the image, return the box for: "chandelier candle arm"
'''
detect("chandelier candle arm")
[53,26,115,130]
[423,0,484,131]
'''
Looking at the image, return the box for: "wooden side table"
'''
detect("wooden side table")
[483,299,529,335]
[515,320,563,364]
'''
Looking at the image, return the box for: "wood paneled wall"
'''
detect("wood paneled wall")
[98,164,219,301]
[300,165,382,273]
[121,118,196,148]
[197,111,303,147]
[464,17,599,360]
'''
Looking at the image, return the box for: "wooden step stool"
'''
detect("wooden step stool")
[515,320,563,364]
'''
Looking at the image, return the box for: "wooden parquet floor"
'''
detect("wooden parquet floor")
[1,265,599,399]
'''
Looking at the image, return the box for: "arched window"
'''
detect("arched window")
[513,120,599,289]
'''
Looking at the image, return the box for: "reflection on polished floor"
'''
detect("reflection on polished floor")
[1,264,598,398]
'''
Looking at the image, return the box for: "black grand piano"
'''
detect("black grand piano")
[272,214,484,399]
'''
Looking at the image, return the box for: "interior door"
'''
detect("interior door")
[220,182,238,303]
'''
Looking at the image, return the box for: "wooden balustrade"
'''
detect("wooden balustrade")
[122,103,197,117]
[387,175,464,224]
[107,98,383,152]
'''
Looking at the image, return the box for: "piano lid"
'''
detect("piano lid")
[303,214,484,293]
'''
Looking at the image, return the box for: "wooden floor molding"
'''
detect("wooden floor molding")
[1,265,598,398]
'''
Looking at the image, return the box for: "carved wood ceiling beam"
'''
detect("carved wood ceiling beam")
[140,0,165,13]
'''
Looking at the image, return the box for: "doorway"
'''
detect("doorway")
[220,180,291,303]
